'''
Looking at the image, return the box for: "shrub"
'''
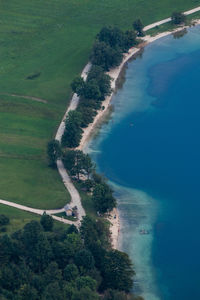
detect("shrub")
[171,11,186,24]
[0,215,9,226]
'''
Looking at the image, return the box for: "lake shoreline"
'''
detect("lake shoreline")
[77,19,200,249]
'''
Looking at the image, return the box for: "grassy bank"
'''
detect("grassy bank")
[1,0,199,212]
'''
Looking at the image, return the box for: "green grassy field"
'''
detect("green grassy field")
[0,0,199,215]
[0,204,40,234]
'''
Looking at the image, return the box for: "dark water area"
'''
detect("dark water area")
[88,26,200,299]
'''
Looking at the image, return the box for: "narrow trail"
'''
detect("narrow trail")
[0,199,76,225]
[1,5,200,225]
[55,63,91,221]
[1,93,47,103]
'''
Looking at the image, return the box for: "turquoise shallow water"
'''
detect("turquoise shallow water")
[88,26,200,299]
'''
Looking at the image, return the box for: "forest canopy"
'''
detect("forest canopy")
[0,215,140,300]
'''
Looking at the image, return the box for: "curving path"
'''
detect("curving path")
[54,63,91,222]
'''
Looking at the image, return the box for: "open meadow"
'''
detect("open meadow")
[0,0,199,219]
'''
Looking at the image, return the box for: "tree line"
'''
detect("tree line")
[0,214,143,300]
[61,25,141,149]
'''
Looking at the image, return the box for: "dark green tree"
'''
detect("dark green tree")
[90,41,123,71]
[84,80,101,100]
[0,215,9,226]
[171,11,186,24]
[62,150,76,174]
[124,30,137,51]
[80,216,99,249]
[63,150,94,179]
[63,282,75,299]
[133,19,144,37]
[81,153,94,179]
[92,183,116,213]
[28,233,53,272]
[66,224,79,235]
[42,282,63,300]
[97,26,124,48]
[22,221,42,250]
[75,276,97,291]
[77,105,96,128]
[87,65,112,100]
[40,213,54,232]
[0,264,21,291]
[97,26,136,52]
[61,110,83,148]
[71,76,85,96]
[75,249,95,270]
[63,150,83,179]
[44,262,62,285]
[0,235,13,265]
[63,233,83,259]
[47,140,61,168]
[63,263,79,282]
[17,283,38,300]
[101,250,135,292]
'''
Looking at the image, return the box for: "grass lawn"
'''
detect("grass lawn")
[0,204,41,234]
[0,204,69,234]
[0,0,199,215]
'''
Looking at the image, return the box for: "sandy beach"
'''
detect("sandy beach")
[107,208,120,249]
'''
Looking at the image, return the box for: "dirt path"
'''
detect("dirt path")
[57,159,86,220]
[1,93,47,103]
[54,63,91,221]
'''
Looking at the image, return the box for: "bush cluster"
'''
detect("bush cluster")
[91,27,137,71]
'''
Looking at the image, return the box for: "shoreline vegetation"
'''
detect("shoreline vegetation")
[58,17,200,250]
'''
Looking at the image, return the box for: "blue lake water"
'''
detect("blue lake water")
[88,26,200,299]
